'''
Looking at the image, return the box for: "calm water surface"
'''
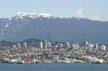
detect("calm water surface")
[0,63,108,71]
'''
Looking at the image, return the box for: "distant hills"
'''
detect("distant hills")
[0,12,108,44]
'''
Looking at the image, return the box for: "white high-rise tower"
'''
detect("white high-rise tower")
[40,41,43,48]
[66,42,70,48]
[24,42,27,48]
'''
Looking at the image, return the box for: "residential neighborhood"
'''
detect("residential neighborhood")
[0,39,108,64]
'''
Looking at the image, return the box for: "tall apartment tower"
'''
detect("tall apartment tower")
[18,43,21,48]
[95,43,99,51]
[47,41,52,48]
[66,42,70,48]
[45,40,48,50]
[40,41,43,48]
[24,42,27,48]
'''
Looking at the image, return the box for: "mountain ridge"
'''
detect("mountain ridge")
[0,12,108,22]
[0,13,108,44]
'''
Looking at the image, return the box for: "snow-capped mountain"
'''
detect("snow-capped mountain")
[15,12,51,19]
[0,12,108,44]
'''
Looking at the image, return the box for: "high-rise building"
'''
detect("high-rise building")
[66,42,70,48]
[13,44,16,48]
[95,43,99,51]
[85,41,89,45]
[72,43,80,49]
[40,41,43,48]
[100,45,106,51]
[24,42,27,48]
[47,41,52,48]
[18,43,21,48]
[45,40,47,49]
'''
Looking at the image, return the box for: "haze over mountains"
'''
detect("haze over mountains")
[0,12,108,44]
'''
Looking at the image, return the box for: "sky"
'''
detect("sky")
[0,0,108,20]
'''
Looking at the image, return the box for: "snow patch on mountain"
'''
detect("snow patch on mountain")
[16,12,51,19]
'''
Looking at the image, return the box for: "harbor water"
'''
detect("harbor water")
[0,63,108,71]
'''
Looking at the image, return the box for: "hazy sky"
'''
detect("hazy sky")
[0,0,107,20]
